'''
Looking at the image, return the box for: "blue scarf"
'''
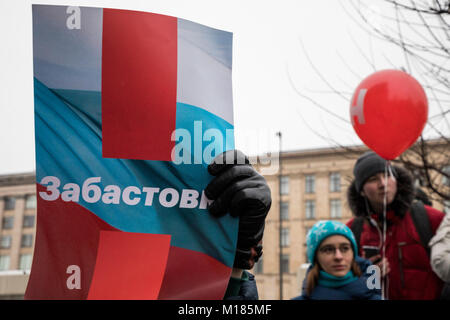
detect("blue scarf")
[318,270,358,288]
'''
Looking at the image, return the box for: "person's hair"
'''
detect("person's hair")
[305,264,320,296]
[305,255,362,297]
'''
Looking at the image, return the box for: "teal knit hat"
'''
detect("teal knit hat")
[306,220,358,264]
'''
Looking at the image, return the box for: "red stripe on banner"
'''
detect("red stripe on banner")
[26,187,230,300]
[87,231,171,300]
[102,9,177,161]
[158,246,232,300]
[25,184,119,300]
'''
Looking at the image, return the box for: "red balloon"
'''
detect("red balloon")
[350,70,428,160]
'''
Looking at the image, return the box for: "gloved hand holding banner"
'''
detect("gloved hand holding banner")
[27,5,237,300]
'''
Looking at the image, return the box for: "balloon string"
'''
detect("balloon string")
[381,161,391,300]
[388,165,395,181]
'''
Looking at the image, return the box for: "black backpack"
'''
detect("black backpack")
[350,200,449,300]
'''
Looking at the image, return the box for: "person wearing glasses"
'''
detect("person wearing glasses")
[293,220,381,300]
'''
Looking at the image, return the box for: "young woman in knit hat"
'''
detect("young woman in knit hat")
[292,220,381,300]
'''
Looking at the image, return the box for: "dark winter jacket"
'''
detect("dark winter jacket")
[224,271,258,300]
[346,165,445,300]
[292,256,381,300]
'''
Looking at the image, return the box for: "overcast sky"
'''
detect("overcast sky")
[0,0,445,175]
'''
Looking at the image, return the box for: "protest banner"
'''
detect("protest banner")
[27,5,237,299]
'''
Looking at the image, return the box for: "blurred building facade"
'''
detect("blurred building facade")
[0,173,36,299]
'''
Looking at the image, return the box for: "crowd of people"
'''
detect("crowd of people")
[208,150,449,300]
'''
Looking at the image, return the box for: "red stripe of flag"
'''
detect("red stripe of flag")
[87,231,171,300]
[158,246,232,299]
[102,9,177,161]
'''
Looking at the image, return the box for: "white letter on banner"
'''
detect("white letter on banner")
[159,188,179,208]
[203,129,223,166]
[199,190,213,210]
[171,129,191,165]
[102,185,121,204]
[142,187,160,206]
[61,183,80,202]
[194,121,203,164]
[39,176,61,201]
[66,6,81,30]
[122,186,141,205]
[82,177,102,203]
[180,189,200,209]
[66,265,81,290]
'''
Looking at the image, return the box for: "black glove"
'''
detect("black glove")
[205,150,271,269]
[235,242,263,270]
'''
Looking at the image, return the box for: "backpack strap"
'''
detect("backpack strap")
[409,200,433,255]
[350,216,365,254]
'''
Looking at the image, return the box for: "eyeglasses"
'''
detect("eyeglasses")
[318,244,352,256]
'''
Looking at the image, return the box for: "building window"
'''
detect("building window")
[19,254,33,271]
[281,202,289,221]
[280,176,289,195]
[306,200,315,219]
[444,200,450,215]
[412,169,425,187]
[254,257,263,274]
[25,195,37,209]
[281,254,290,274]
[4,197,16,211]
[23,215,35,228]
[305,175,315,194]
[330,199,342,218]
[443,166,450,186]
[0,256,10,271]
[2,216,14,230]
[21,234,33,248]
[0,236,12,249]
[281,228,290,247]
[330,172,341,192]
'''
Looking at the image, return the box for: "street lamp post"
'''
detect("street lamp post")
[276,131,283,300]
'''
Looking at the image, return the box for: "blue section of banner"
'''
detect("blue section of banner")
[174,102,235,166]
[34,78,238,267]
